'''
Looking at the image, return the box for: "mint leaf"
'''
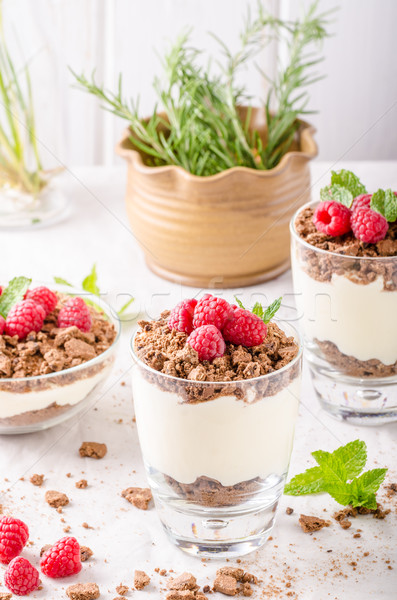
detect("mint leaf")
[54,276,73,287]
[370,188,385,216]
[262,296,282,324]
[349,468,387,508]
[118,296,135,316]
[0,276,31,318]
[331,169,367,198]
[333,439,366,479]
[320,184,353,208]
[312,450,347,486]
[284,466,325,495]
[384,188,397,222]
[234,296,245,309]
[82,264,100,296]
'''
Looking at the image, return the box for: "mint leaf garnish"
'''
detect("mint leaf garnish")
[54,276,73,287]
[234,297,245,309]
[0,276,32,318]
[330,169,367,198]
[118,296,135,316]
[82,264,100,296]
[370,188,397,222]
[284,439,387,509]
[234,296,282,324]
[320,184,353,208]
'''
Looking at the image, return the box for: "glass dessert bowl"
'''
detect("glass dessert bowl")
[0,283,120,434]
[291,200,397,424]
[130,299,302,558]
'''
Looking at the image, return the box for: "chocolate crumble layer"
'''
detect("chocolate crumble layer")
[315,339,397,378]
[165,474,272,508]
[294,206,397,290]
[134,311,299,403]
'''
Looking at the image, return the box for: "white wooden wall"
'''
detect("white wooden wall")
[3,0,397,167]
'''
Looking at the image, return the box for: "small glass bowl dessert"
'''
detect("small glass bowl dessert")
[130,300,302,558]
[0,284,119,434]
[291,201,397,424]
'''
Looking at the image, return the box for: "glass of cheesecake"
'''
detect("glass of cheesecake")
[130,299,302,558]
[291,201,397,424]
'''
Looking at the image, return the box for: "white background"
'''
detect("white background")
[2,0,397,167]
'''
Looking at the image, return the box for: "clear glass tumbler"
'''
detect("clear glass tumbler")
[290,201,397,424]
[130,323,301,558]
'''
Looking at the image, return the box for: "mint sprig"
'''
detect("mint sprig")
[284,439,387,510]
[234,296,282,324]
[320,169,367,208]
[0,276,32,318]
[370,188,397,222]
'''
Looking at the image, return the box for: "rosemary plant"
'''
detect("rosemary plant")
[0,0,46,196]
[74,1,332,176]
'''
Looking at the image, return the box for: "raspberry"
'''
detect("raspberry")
[0,516,29,564]
[40,536,82,578]
[350,207,389,243]
[193,294,233,330]
[223,308,267,347]
[0,315,5,335]
[57,297,92,332]
[25,286,57,316]
[313,201,351,236]
[168,298,197,334]
[5,300,45,340]
[187,324,225,362]
[351,193,372,213]
[4,557,40,596]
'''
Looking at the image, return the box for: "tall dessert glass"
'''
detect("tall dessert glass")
[290,201,397,424]
[130,321,301,558]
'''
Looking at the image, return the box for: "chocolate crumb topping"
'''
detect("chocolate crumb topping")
[134,312,299,404]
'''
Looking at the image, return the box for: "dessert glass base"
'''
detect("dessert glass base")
[307,344,397,426]
[149,468,283,558]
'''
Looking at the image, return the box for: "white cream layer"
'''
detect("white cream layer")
[293,267,397,365]
[0,370,106,419]
[132,371,300,487]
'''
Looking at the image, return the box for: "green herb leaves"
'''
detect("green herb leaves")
[320,170,367,208]
[0,276,31,318]
[234,296,282,324]
[284,440,387,510]
[370,188,397,222]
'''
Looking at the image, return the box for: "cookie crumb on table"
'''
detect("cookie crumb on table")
[30,473,44,486]
[167,572,197,591]
[79,441,107,459]
[76,479,88,489]
[0,593,13,600]
[115,584,129,596]
[121,487,152,510]
[66,582,100,600]
[80,545,93,562]
[45,490,69,508]
[213,574,238,596]
[299,514,330,533]
[134,570,150,590]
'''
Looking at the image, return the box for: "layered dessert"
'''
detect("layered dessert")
[291,170,397,378]
[0,279,117,430]
[132,294,301,508]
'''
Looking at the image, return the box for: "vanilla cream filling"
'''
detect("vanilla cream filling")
[0,369,107,419]
[132,371,300,487]
[292,266,397,365]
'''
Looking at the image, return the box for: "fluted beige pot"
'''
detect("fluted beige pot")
[116,107,317,288]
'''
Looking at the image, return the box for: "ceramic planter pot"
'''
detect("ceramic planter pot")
[116,107,317,288]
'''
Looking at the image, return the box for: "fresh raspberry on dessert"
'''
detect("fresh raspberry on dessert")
[168,298,197,334]
[313,201,351,236]
[223,308,267,347]
[351,193,372,213]
[193,294,233,330]
[57,297,92,332]
[187,324,226,362]
[40,536,82,578]
[5,300,46,340]
[0,315,5,335]
[4,556,40,596]
[350,207,389,243]
[25,286,57,316]
[0,516,29,564]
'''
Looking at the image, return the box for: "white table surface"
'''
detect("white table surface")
[0,161,396,599]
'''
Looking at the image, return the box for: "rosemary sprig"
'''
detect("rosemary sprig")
[73,1,332,176]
